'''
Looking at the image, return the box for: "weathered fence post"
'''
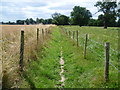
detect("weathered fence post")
[69,31,71,38]
[84,34,88,59]
[66,30,67,35]
[66,30,68,36]
[37,28,39,45]
[19,31,24,72]
[73,31,75,40]
[46,29,48,35]
[104,42,110,82]
[48,29,50,34]
[76,30,79,46]
[42,29,44,40]
[45,28,47,35]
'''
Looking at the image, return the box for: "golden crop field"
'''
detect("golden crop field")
[1,24,54,88]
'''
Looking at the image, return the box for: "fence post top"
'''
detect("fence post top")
[105,42,110,47]
[105,42,109,44]
[21,30,24,33]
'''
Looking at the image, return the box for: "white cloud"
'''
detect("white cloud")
[1,0,119,21]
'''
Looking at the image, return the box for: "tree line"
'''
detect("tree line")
[1,1,120,28]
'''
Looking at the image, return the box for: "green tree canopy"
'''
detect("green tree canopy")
[16,20,25,25]
[52,13,69,25]
[71,6,92,26]
[95,1,117,28]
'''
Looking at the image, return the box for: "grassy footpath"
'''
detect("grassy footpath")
[23,26,61,88]
[23,26,118,88]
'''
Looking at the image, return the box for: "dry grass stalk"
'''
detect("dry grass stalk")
[1,24,55,88]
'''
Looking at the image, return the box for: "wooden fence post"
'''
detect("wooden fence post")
[66,30,68,36]
[69,31,71,38]
[73,31,75,40]
[45,28,47,35]
[48,29,50,34]
[19,31,24,72]
[37,28,39,45]
[84,34,88,59]
[42,29,44,40]
[66,30,67,35]
[104,42,110,82]
[46,29,48,35]
[76,30,79,46]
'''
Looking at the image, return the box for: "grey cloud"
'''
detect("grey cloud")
[1,1,48,8]
[49,4,74,10]
[1,1,101,21]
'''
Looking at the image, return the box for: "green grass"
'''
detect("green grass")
[63,26,119,71]
[23,26,118,88]
[62,26,118,88]
[23,27,62,88]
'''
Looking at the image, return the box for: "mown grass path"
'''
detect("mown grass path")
[24,26,118,88]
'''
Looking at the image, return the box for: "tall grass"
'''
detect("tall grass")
[1,24,54,88]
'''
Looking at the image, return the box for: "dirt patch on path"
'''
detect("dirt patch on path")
[59,47,65,87]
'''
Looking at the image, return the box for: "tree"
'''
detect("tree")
[71,6,92,26]
[117,5,120,27]
[52,19,57,24]
[40,19,45,24]
[16,20,24,25]
[44,19,52,24]
[25,19,30,25]
[36,18,40,24]
[97,14,104,26]
[29,18,36,24]
[52,12,61,25]
[117,19,120,27]
[60,15,69,25]
[95,1,117,28]
[52,13,61,20]
[88,19,98,26]
[36,18,45,24]
[52,13,69,25]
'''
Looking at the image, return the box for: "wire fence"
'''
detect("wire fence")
[2,26,51,71]
[61,26,119,73]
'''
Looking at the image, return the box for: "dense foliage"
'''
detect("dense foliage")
[70,6,92,26]
[95,1,118,28]
[52,13,69,25]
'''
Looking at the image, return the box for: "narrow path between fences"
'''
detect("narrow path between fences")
[23,26,69,88]
[23,26,118,88]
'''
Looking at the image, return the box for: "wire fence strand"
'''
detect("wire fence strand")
[63,27,119,72]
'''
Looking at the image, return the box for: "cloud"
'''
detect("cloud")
[1,0,119,22]
[1,1,49,21]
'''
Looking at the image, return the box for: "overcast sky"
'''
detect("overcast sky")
[0,0,120,22]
